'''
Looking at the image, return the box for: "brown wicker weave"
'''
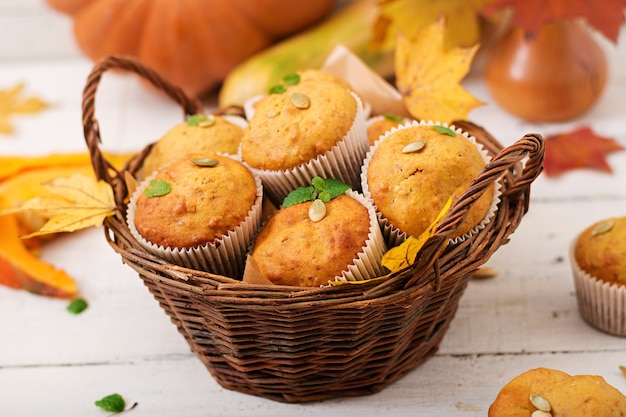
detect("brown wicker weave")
[82,56,545,403]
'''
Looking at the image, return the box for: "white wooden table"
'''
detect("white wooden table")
[1,27,626,417]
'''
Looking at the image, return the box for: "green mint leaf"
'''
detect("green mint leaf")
[383,114,404,123]
[95,393,125,412]
[282,186,315,208]
[311,176,325,193]
[323,178,351,199]
[433,125,456,137]
[282,73,301,86]
[186,114,205,126]
[144,179,171,198]
[67,298,88,314]
[268,84,286,95]
[318,190,331,203]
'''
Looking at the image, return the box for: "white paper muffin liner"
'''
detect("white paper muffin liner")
[244,92,370,207]
[126,155,264,279]
[360,119,502,248]
[330,189,388,284]
[570,239,626,337]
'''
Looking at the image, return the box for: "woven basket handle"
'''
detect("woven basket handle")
[399,132,544,290]
[82,55,204,188]
[435,132,544,237]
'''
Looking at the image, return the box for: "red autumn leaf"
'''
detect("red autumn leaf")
[482,0,626,44]
[543,126,625,177]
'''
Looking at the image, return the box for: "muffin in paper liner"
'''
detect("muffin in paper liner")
[361,119,502,248]
[570,222,626,337]
[126,156,264,279]
[243,189,388,287]
[243,92,369,207]
[365,114,414,146]
[141,113,249,181]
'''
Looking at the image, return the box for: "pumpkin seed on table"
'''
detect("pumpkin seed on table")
[472,267,498,279]
[290,92,310,109]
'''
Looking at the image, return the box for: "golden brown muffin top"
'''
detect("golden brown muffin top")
[142,115,244,177]
[488,367,626,417]
[295,69,355,92]
[251,194,370,287]
[574,216,626,286]
[134,153,257,249]
[366,115,408,146]
[241,79,357,171]
[366,124,493,238]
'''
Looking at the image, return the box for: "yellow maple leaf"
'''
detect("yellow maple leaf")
[329,195,454,287]
[0,83,48,135]
[374,0,495,51]
[381,194,454,273]
[395,19,484,123]
[0,173,116,238]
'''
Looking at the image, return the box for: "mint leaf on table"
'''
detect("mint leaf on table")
[66,298,88,314]
[95,393,125,412]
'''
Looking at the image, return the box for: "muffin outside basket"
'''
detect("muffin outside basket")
[82,56,545,403]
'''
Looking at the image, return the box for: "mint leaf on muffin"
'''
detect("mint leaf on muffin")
[433,125,456,136]
[144,179,171,198]
[186,114,215,127]
[384,114,404,123]
[282,72,301,86]
[268,72,302,95]
[282,177,350,208]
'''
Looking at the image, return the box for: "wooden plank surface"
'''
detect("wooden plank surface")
[1,23,625,417]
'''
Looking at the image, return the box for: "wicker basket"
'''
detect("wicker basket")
[82,56,545,403]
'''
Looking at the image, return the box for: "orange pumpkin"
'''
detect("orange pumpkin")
[46,0,337,97]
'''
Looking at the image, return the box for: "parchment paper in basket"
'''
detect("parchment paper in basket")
[321,44,412,118]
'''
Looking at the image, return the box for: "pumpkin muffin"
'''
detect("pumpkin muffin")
[366,114,413,146]
[128,153,263,277]
[571,215,626,336]
[489,367,626,417]
[247,188,386,287]
[142,113,246,177]
[292,69,355,91]
[361,120,498,247]
[240,78,369,206]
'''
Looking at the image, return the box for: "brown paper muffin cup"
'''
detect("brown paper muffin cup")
[246,92,369,207]
[126,157,264,279]
[570,239,626,337]
[361,119,501,248]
